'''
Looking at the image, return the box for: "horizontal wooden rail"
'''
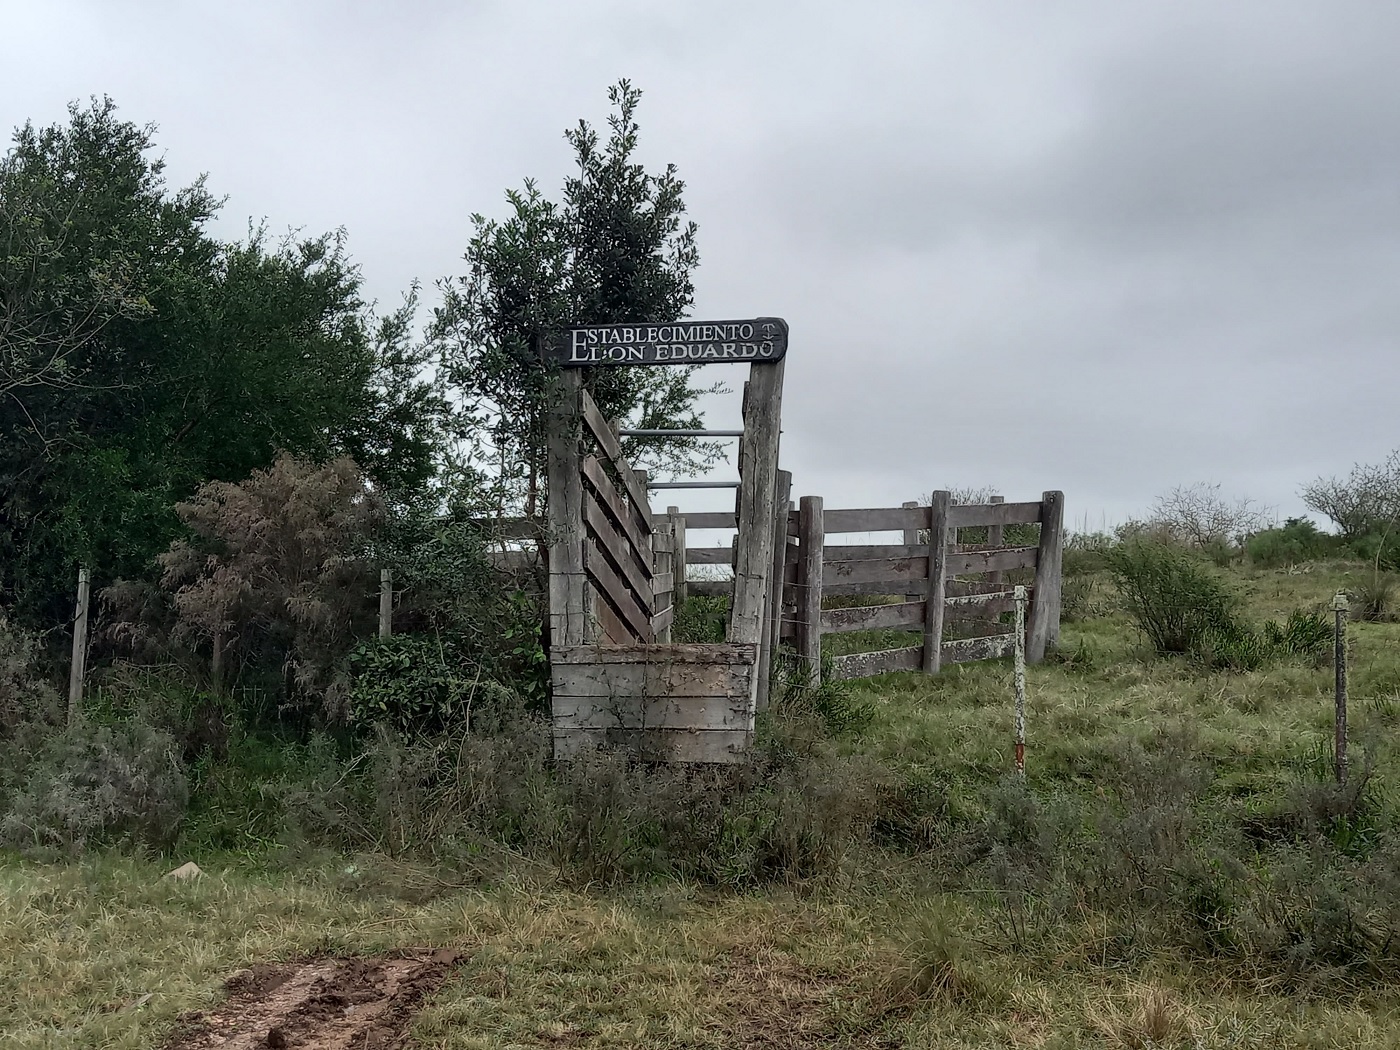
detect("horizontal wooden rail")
[830,646,921,680]
[944,546,1038,575]
[943,633,1015,664]
[947,501,1042,528]
[821,507,927,533]
[822,600,924,633]
[654,511,737,530]
[824,557,927,589]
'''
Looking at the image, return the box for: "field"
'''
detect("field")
[5,556,1400,1048]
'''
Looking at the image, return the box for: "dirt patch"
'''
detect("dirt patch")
[165,949,459,1050]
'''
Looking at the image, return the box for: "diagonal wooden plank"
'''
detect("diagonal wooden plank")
[581,389,652,527]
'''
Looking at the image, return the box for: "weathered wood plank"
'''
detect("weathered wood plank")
[551,659,750,699]
[584,539,652,642]
[902,501,923,604]
[943,633,1015,664]
[1027,490,1064,663]
[830,646,922,680]
[657,511,736,530]
[824,557,928,588]
[948,501,1042,528]
[728,360,785,649]
[924,490,951,673]
[822,601,924,633]
[821,506,927,534]
[651,571,674,596]
[822,579,927,598]
[583,495,653,612]
[946,592,1015,623]
[594,594,632,645]
[552,694,751,731]
[945,546,1039,575]
[686,546,735,565]
[984,495,1005,585]
[948,579,1019,598]
[581,454,651,557]
[553,728,750,764]
[552,643,757,666]
[825,543,926,561]
[580,389,652,526]
[797,495,824,686]
[669,508,687,605]
[651,603,675,636]
[546,371,588,646]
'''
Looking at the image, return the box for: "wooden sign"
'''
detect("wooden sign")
[545,317,788,367]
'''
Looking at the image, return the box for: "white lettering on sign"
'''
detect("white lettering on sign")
[548,318,787,367]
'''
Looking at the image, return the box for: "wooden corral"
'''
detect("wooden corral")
[652,492,1065,687]
[544,359,785,764]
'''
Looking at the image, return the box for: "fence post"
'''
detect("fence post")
[902,500,922,604]
[67,566,91,725]
[797,495,824,687]
[728,360,785,649]
[1014,584,1027,777]
[379,568,393,640]
[546,370,587,646]
[668,506,687,606]
[1333,592,1349,785]
[986,495,1005,586]
[1026,490,1064,663]
[758,469,793,712]
[923,491,951,674]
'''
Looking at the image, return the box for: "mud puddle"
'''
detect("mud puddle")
[164,949,458,1049]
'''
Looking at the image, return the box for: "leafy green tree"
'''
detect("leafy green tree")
[0,98,444,625]
[433,80,721,519]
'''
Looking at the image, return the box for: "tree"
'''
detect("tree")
[433,80,721,520]
[1146,483,1275,548]
[0,99,444,625]
[1302,450,1400,540]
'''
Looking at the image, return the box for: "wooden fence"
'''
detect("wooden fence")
[789,491,1063,683]
[650,491,1063,686]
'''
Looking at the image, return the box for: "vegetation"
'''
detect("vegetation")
[5,558,1400,1046]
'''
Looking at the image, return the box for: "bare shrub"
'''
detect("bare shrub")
[1147,483,1274,548]
[1303,449,1400,540]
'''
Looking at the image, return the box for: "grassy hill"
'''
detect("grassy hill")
[4,555,1400,1047]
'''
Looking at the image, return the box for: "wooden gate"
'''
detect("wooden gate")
[544,334,786,764]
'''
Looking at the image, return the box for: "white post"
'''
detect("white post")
[1014,584,1027,778]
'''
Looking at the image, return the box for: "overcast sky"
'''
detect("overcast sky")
[5,0,1398,530]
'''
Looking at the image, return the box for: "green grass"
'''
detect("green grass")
[5,558,1400,1046]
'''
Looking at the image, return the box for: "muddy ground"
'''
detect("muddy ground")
[164,950,459,1050]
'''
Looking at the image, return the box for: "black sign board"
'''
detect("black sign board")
[544,317,788,367]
